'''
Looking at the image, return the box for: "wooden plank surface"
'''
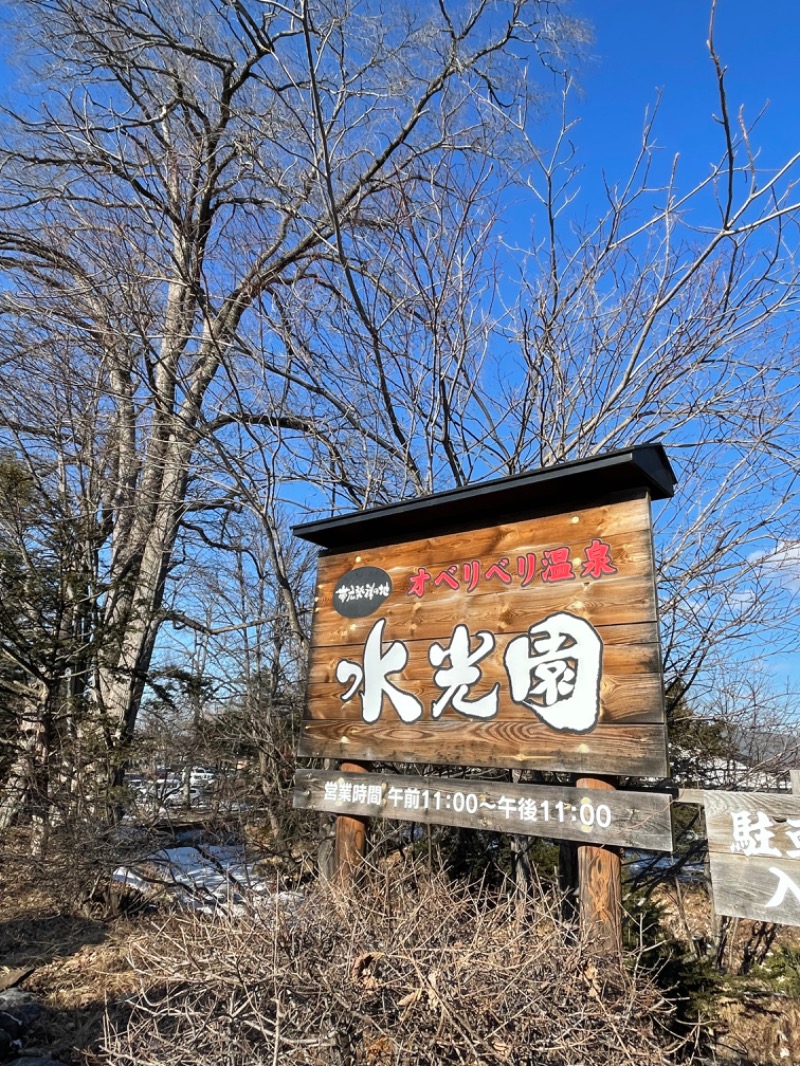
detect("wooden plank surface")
[310,578,658,646]
[703,790,800,928]
[315,495,654,585]
[294,770,674,851]
[333,761,369,885]
[308,633,661,683]
[310,496,657,648]
[305,636,664,725]
[304,676,663,726]
[576,775,623,956]
[301,492,665,776]
[704,791,800,848]
[297,719,669,777]
[705,852,800,927]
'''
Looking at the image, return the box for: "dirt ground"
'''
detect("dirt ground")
[0,878,142,1065]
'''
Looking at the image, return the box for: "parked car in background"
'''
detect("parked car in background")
[162,786,205,809]
[185,767,216,787]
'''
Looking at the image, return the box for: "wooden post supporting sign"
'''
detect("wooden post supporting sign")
[576,776,622,955]
[333,761,369,885]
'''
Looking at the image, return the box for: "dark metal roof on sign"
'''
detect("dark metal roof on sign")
[293,443,676,553]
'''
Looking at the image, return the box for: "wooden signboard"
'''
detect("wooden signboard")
[704,790,800,927]
[294,448,677,950]
[296,466,671,777]
[294,769,674,851]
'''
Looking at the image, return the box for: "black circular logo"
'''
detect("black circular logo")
[333,566,393,618]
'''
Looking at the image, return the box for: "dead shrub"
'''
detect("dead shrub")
[103,860,689,1066]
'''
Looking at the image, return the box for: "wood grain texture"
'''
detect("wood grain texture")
[300,492,666,776]
[333,761,370,886]
[703,790,800,928]
[703,791,800,851]
[576,776,622,957]
[293,770,674,850]
[314,495,654,584]
[297,719,669,776]
[310,497,657,649]
[311,576,657,647]
[706,852,800,927]
[305,635,664,725]
[308,634,661,684]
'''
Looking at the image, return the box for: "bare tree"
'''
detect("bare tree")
[0,0,581,822]
[495,35,800,708]
[275,9,800,715]
[2,0,797,837]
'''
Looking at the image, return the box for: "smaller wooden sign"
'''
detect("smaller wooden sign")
[704,790,800,927]
[295,770,674,851]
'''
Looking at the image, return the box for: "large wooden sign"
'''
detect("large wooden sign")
[705,790,800,927]
[295,446,674,778]
[295,769,674,851]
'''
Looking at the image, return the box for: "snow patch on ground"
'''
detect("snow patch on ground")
[113,843,303,916]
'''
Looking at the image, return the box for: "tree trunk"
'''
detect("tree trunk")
[0,683,54,855]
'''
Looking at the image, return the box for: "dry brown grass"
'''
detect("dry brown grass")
[5,825,800,1066]
[0,833,140,1065]
[100,859,687,1066]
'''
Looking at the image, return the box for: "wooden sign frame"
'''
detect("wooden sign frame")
[294,446,675,779]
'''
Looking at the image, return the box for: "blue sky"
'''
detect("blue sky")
[561,1,800,695]
[565,1,800,190]
[1,0,796,232]
[1,0,796,268]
